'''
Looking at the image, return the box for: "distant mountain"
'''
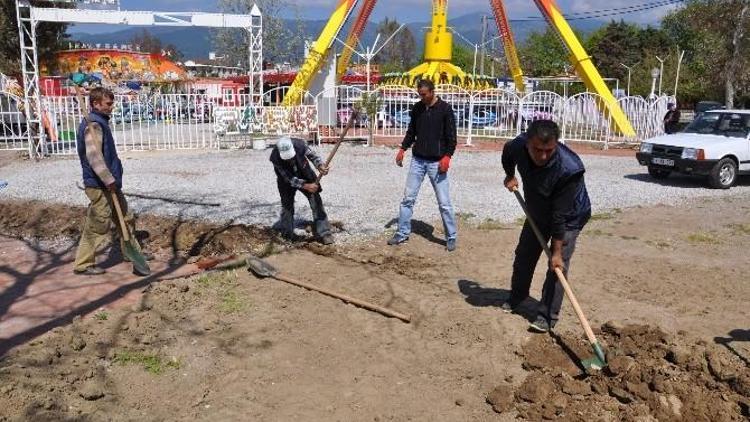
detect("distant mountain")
[67,12,606,61]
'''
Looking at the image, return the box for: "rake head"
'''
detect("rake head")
[246,256,278,278]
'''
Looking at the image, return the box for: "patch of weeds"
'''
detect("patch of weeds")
[588,229,613,237]
[727,223,750,236]
[686,231,721,245]
[619,235,639,241]
[93,311,109,321]
[219,290,247,314]
[113,350,181,374]
[476,218,508,231]
[514,217,526,227]
[590,212,615,221]
[456,212,477,223]
[258,240,283,258]
[645,239,672,249]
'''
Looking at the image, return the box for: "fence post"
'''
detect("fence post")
[466,94,474,146]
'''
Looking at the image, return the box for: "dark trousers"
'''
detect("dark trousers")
[509,221,580,324]
[277,179,331,238]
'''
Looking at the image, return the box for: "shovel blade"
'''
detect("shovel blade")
[247,256,278,278]
[581,342,607,373]
[124,240,151,276]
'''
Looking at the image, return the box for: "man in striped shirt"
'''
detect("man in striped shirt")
[74,87,149,275]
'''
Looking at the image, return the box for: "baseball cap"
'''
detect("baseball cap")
[277,137,295,160]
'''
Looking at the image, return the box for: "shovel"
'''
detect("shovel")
[315,107,360,184]
[246,255,410,323]
[111,191,151,276]
[511,187,606,372]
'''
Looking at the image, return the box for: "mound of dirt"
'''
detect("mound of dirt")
[0,199,329,259]
[487,322,750,421]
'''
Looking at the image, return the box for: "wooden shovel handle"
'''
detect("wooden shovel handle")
[274,273,410,323]
[110,191,130,242]
[316,108,359,184]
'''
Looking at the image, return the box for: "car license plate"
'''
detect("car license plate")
[651,157,674,166]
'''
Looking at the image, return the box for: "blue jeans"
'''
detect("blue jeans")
[396,157,457,241]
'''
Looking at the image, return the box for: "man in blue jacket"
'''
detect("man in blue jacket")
[500,120,591,332]
[74,87,149,276]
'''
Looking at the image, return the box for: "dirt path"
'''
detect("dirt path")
[0,195,749,420]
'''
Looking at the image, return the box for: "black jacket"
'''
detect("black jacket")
[269,138,322,190]
[401,97,457,161]
[501,134,591,240]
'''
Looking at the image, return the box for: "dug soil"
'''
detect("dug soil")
[1,195,749,421]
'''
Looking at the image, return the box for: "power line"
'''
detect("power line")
[508,0,686,22]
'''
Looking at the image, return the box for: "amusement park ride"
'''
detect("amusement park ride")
[283,0,636,137]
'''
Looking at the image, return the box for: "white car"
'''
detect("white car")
[636,110,750,189]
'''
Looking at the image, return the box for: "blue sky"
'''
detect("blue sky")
[70,0,680,33]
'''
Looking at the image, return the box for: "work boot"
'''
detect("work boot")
[387,234,408,246]
[500,301,517,314]
[320,235,334,245]
[446,239,456,252]
[74,266,106,276]
[529,316,553,333]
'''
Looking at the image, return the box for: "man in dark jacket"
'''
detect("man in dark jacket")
[388,79,458,251]
[270,137,333,245]
[664,103,681,134]
[500,120,591,332]
[74,87,149,276]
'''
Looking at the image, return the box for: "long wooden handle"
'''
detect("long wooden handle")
[274,273,411,323]
[512,187,598,344]
[110,191,130,242]
[554,267,598,345]
[316,109,359,183]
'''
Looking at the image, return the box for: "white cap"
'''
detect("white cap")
[277,137,295,160]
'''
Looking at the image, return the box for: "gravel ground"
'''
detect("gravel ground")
[1,145,749,242]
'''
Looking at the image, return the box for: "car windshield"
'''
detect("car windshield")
[683,112,750,138]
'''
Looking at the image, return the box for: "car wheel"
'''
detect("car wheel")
[709,157,737,189]
[647,166,671,179]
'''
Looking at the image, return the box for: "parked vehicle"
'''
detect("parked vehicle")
[636,110,750,188]
[694,101,725,114]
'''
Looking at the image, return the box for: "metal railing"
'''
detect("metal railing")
[0,85,674,154]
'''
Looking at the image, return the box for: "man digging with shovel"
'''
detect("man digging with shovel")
[73,87,151,276]
[500,120,591,333]
[270,137,333,245]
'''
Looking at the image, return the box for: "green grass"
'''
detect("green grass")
[93,311,109,321]
[219,290,247,314]
[727,223,750,236]
[646,239,672,249]
[455,212,477,223]
[476,218,508,231]
[686,231,721,245]
[113,350,181,374]
[196,271,249,314]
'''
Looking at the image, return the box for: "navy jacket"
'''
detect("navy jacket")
[501,133,591,239]
[76,111,123,190]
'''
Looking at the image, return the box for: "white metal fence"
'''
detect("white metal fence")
[0,85,674,155]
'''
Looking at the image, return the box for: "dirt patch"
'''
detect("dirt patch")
[0,199,335,259]
[488,322,750,421]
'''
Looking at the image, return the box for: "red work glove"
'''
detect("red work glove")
[438,155,451,173]
[395,148,405,167]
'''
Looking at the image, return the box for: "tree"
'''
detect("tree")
[374,18,416,72]
[131,29,162,54]
[662,0,750,107]
[451,43,474,72]
[519,28,569,77]
[0,1,70,76]
[212,0,302,67]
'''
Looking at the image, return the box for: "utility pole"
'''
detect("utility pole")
[479,15,488,76]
